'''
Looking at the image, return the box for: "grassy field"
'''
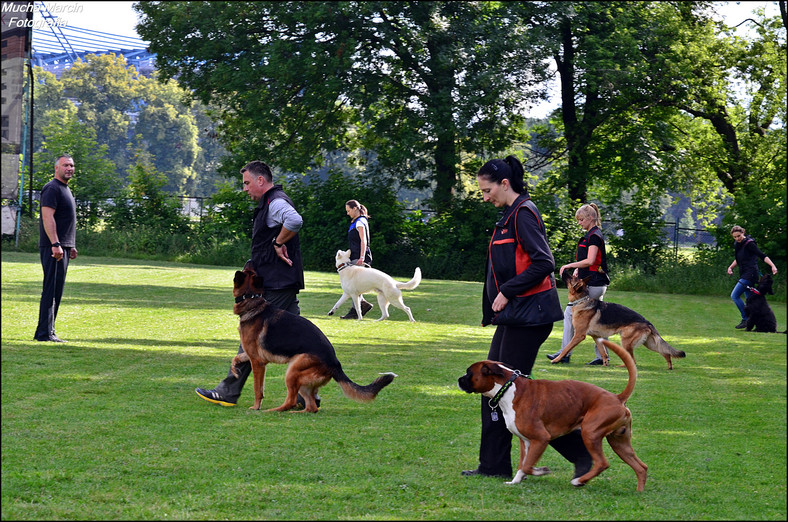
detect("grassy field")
[2,251,786,520]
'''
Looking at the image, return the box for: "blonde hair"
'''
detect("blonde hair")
[576,203,601,228]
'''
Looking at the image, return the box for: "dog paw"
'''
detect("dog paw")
[327,310,335,316]
[532,466,552,476]
[570,478,585,487]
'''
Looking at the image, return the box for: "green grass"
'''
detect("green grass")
[2,251,786,520]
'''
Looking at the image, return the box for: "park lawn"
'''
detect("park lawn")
[2,251,786,520]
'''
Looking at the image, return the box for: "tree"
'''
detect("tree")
[134,1,551,212]
[35,55,227,196]
[34,106,119,228]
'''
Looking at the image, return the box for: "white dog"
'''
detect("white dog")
[328,249,421,321]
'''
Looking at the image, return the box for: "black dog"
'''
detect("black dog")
[744,274,779,333]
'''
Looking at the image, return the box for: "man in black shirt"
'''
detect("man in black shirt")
[35,154,78,343]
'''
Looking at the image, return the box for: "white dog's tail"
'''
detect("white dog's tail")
[396,267,422,290]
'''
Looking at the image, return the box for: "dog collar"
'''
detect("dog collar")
[337,262,353,272]
[235,293,264,304]
[568,296,590,306]
[488,369,528,410]
[746,286,762,296]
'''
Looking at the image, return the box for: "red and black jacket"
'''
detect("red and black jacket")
[482,194,563,326]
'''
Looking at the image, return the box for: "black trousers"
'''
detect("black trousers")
[476,323,592,476]
[213,289,300,402]
[35,247,70,340]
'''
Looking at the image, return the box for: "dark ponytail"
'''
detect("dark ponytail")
[477,155,528,195]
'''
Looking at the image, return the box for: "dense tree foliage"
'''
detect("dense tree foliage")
[34,106,119,227]
[134,1,552,211]
[32,54,228,195]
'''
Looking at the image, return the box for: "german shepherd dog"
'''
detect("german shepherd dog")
[744,273,780,333]
[458,339,648,490]
[328,249,422,321]
[551,273,686,370]
[230,268,397,412]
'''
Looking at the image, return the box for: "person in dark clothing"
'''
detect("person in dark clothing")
[461,155,593,480]
[195,160,306,407]
[34,154,78,343]
[727,225,778,329]
[547,203,610,365]
[339,199,374,319]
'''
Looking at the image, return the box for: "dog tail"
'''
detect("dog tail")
[333,370,397,403]
[646,325,686,360]
[396,267,422,290]
[601,339,638,403]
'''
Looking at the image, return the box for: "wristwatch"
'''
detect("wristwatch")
[272,238,283,248]
[52,242,61,247]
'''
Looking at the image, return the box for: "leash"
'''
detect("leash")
[746,285,762,296]
[488,369,529,421]
[235,293,264,304]
[568,295,590,306]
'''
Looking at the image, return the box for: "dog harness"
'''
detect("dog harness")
[336,262,354,272]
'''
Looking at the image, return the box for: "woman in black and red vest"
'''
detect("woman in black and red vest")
[548,203,610,365]
[461,155,592,480]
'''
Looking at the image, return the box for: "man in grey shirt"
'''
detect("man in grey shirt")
[196,161,306,407]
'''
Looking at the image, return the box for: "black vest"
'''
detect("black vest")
[249,186,304,290]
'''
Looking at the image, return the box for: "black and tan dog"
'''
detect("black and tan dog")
[551,273,686,369]
[744,273,780,333]
[230,268,396,412]
[458,339,648,491]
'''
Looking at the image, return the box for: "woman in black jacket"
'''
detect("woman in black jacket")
[461,155,592,480]
[727,225,778,329]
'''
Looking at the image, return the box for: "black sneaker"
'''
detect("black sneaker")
[195,387,236,407]
[360,300,373,316]
[585,358,604,366]
[461,468,511,479]
[735,320,747,329]
[35,335,67,342]
[295,394,321,410]
[340,308,358,319]
[546,352,571,363]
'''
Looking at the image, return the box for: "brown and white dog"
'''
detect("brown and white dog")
[458,339,647,491]
[552,273,686,369]
[231,268,396,412]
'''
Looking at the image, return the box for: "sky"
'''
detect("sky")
[32,1,782,117]
[35,1,781,42]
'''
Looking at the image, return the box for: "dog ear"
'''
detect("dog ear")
[233,271,246,287]
[481,362,505,378]
[561,270,571,284]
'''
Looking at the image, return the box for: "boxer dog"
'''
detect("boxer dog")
[231,268,397,412]
[552,272,686,369]
[458,339,647,490]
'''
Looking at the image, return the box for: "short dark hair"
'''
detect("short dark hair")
[240,160,272,182]
[55,154,73,168]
